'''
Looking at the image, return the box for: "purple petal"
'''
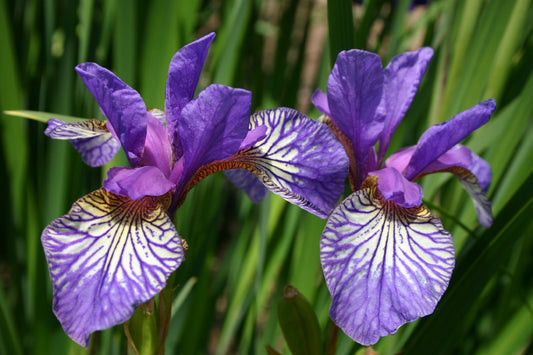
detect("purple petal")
[177,84,251,189]
[321,188,455,345]
[370,167,423,208]
[75,63,147,167]
[233,108,349,218]
[327,49,385,187]
[224,169,268,203]
[41,189,183,347]
[404,99,496,180]
[104,166,174,200]
[377,47,433,163]
[239,125,267,151]
[311,89,331,117]
[45,119,120,167]
[165,33,216,158]
[141,113,173,177]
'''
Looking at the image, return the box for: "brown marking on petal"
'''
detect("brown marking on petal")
[361,174,427,216]
[181,238,189,251]
[175,155,259,209]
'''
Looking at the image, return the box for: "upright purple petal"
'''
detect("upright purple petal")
[177,84,251,189]
[377,47,433,163]
[311,89,332,117]
[321,187,454,345]
[165,33,216,158]
[327,50,385,187]
[41,189,183,347]
[45,119,120,167]
[141,113,173,177]
[75,63,147,167]
[231,108,349,218]
[104,166,174,200]
[403,99,496,180]
[370,167,423,208]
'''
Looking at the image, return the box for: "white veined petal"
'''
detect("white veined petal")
[41,189,182,347]
[321,187,455,345]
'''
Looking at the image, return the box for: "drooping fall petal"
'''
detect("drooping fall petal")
[41,189,183,347]
[231,108,349,218]
[45,119,120,167]
[321,185,454,345]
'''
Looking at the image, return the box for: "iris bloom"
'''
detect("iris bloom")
[42,33,348,347]
[312,47,495,345]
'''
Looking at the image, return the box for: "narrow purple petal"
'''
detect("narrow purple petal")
[377,47,433,163]
[370,167,423,208]
[311,89,331,117]
[75,63,147,167]
[141,113,173,177]
[104,166,174,200]
[404,99,496,180]
[224,169,268,203]
[232,108,349,218]
[321,188,454,345]
[165,33,216,158]
[45,119,120,167]
[41,189,183,347]
[327,49,385,187]
[177,84,251,189]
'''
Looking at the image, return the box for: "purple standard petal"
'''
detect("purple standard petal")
[104,166,175,200]
[165,33,216,158]
[404,99,496,180]
[224,169,268,203]
[41,189,183,347]
[327,49,385,187]
[377,47,433,163]
[232,108,349,218]
[141,113,173,177]
[370,167,423,208]
[177,84,251,188]
[311,89,332,117]
[75,63,147,167]
[45,119,121,167]
[321,184,454,345]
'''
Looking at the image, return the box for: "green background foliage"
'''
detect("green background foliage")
[1,0,532,353]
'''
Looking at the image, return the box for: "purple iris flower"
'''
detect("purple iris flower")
[312,47,496,345]
[42,33,348,347]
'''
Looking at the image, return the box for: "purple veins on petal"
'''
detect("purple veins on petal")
[45,119,120,167]
[232,107,349,218]
[321,186,454,345]
[41,188,183,348]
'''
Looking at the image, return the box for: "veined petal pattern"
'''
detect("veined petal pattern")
[45,119,120,167]
[236,108,348,218]
[321,186,454,345]
[41,189,183,347]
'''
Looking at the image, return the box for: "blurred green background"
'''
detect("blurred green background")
[1,0,533,354]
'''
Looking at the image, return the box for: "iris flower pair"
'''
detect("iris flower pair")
[313,48,495,345]
[41,33,349,347]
